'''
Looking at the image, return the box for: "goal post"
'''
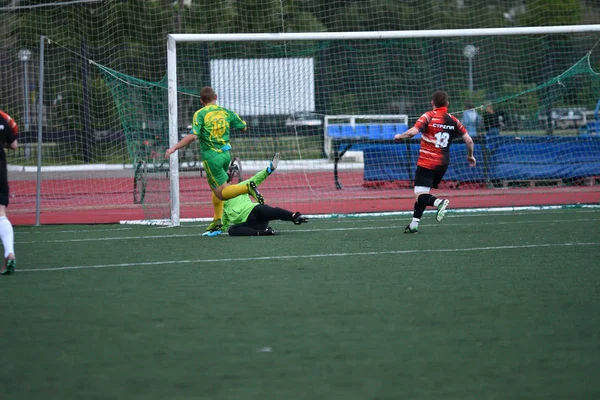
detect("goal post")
[166,25,600,226]
[167,36,181,227]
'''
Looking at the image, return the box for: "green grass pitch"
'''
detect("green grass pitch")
[2,208,600,399]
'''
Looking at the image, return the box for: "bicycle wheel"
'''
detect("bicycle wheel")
[155,149,167,169]
[228,156,243,183]
[133,160,148,204]
[189,146,200,167]
[180,146,198,168]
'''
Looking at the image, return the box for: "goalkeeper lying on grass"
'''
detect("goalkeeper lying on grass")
[203,153,308,237]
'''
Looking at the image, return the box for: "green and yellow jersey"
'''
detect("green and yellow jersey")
[192,104,247,160]
[221,169,269,230]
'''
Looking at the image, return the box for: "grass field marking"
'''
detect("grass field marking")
[19,233,202,244]
[284,209,600,224]
[17,216,600,244]
[284,216,600,232]
[17,242,600,273]
[119,204,600,225]
[444,208,600,219]
[13,209,600,236]
[15,227,134,236]
[302,204,600,220]
[19,216,600,243]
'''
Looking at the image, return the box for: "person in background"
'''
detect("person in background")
[461,102,480,137]
[483,104,503,136]
[0,110,18,275]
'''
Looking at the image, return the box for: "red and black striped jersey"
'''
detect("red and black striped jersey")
[413,106,467,170]
[0,110,19,147]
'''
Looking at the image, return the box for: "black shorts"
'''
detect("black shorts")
[414,166,447,189]
[244,205,270,230]
[0,167,8,206]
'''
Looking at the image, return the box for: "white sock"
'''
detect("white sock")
[0,216,15,257]
[409,218,420,229]
[433,199,442,207]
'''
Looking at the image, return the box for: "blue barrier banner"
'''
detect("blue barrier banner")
[362,136,600,182]
[490,136,600,179]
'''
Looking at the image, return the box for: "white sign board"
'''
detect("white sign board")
[210,58,315,116]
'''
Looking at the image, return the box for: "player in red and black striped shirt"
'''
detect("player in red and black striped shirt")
[395,91,476,233]
[0,110,18,275]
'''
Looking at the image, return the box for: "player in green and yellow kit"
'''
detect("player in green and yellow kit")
[206,152,308,236]
[165,86,263,232]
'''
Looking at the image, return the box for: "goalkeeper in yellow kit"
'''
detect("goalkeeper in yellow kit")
[165,86,263,232]
[205,152,308,236]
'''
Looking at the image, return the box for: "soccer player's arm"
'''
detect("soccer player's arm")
[230,112,247,133]
[394,127,419,142]
[164,114,199,159]
[0,111,18,150]
[394,114,427,142]
[457,119,476,167]
[164,133,196,159]
[7,136,18,150]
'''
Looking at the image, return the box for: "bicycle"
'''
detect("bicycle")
[133,133,242,204]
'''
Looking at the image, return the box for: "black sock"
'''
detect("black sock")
[413,201,426,219]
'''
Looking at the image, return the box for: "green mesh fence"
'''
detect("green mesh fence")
[94,34,600,221]
[2,0,599,222]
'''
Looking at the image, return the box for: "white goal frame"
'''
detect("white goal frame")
[166,24,600,226]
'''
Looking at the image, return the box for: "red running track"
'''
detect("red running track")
[9,171,600,225]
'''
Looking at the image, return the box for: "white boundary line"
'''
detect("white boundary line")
[15,227,134,235]
[14,207,600,236]
[120,204,600,225]
[17,242,599,273]
[18,216,600,244]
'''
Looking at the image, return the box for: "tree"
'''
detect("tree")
[522,0,583,26]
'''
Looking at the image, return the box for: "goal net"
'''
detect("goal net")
[159,28,600,225]
[2,1,599,225]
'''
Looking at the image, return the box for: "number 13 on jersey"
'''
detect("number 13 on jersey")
[435,132,450,148]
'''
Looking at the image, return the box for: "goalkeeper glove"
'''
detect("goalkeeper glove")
[267,152,281,175]
[292,212,308,225]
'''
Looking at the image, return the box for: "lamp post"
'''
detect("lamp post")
[19,48,32,160]
[19,49,32,129]
[463,45,477,94]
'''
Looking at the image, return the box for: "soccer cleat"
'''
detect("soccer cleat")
[1,257,16,275]
[267,152,281,174]
[257,227,275,236]
[202,229,222,237]
[292,212,308,225]
[436,199,450,222]
[404,225,419,234]
[247,181,264,204]
[205,218,223,232]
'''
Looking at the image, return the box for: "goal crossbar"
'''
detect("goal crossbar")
[170,25,600,43]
